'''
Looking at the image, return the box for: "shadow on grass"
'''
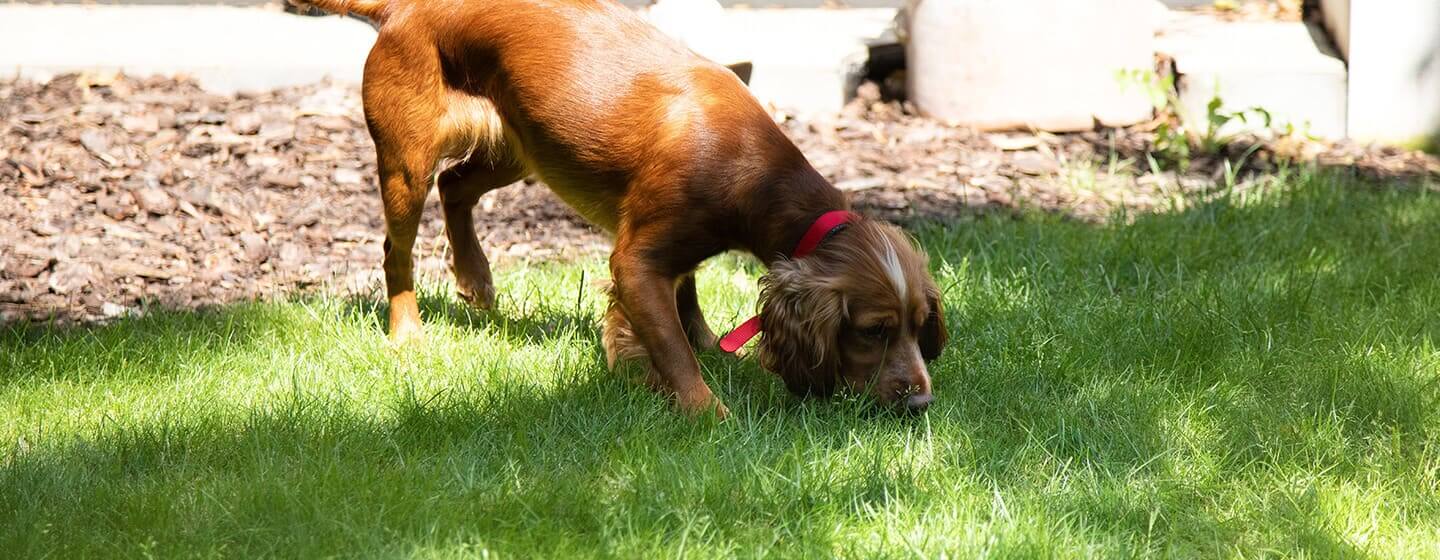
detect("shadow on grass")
[337,288,601,348]
[2,171,1438,555]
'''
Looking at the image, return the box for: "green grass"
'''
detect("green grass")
[3,171,1439,558]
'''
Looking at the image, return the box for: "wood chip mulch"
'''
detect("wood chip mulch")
[2,73,1435,324]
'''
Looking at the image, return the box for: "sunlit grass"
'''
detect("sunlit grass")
[2,171,1438,557]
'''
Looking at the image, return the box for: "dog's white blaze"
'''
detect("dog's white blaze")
[911,345,932,392]
[879,237,907,302]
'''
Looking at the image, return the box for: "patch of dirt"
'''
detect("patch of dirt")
[2,74,1435,324]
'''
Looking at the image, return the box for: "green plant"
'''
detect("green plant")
[1117,68,1281,172]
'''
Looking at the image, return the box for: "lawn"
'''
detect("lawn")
[3,171,1438,558]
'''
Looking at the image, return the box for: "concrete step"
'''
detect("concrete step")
[1157,11,1349,139]
[0,3,893,115]
[0,4,376,93]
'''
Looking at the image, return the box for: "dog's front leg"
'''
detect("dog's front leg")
[438,159,528,310]
[677,274,719,350]
[610,254,727,418]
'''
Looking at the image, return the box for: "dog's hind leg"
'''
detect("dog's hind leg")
[363,32,449,343]
[438,156,527,310]
[374,151,433,343]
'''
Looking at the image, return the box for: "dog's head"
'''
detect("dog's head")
[757,218,948,412]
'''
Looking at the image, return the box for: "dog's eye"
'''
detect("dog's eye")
[859,325,887,340]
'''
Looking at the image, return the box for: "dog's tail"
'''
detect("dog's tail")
[288,0,390,23]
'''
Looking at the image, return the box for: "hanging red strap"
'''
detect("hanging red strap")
[718,315,762,353]
[719,210,855,353]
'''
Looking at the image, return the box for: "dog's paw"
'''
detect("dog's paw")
[387,321,425,346]
[455,280,497,310]
[680,400,730,421]
[387,300,426,346]
[676,390,730,420]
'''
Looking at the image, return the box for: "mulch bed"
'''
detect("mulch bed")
[2,73,1436,323]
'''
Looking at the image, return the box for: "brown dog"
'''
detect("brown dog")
[291,0,948,416]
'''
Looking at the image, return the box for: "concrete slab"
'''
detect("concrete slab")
[1159,13,1348,139]
[1341,1,1440,145]
[0,4,377,93]
[1,4,892,115]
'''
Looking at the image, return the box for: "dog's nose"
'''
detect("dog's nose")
[902,393,933,414]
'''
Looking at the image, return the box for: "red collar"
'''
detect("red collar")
[719,210,855,353]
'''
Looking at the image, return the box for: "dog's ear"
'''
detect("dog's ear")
[920,282,948,362]
[757,258,845,398]
[725,61,754,85]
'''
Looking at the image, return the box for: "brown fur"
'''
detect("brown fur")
[758,219,947,405]
[292,0,948,416]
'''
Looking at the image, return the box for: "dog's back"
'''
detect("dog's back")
[313,0,784,229]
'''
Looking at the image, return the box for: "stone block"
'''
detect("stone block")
[644,4,897,114]
[1341,0,1440,145]
[722,9,898,115]
[904,0,1157,132]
